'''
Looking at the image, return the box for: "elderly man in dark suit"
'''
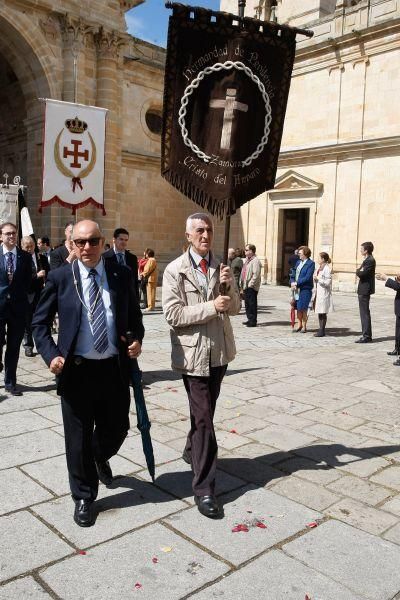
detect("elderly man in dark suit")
[355,241,376,343]
[103,227,139,298]
[32,220,144,527]
[49,221,76,270]
[0,222,32,395]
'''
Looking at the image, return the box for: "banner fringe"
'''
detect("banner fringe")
[39,195,106,215]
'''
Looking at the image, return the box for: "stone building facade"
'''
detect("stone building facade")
[0,0,228,270]
[221,0,400,291]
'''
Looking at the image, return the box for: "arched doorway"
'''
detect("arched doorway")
[0,12,55,233]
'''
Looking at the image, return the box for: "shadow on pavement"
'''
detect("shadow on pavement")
[100,443,400,511]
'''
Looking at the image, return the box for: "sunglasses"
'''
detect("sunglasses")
[73,237,102,248]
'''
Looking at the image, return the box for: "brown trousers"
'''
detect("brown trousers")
[183,365,227,495]
[147,282,157,309]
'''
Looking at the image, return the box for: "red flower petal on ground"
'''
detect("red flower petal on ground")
[76,550,86,555]
[306,521,319,528]
[229,429,237,434]
[134,582,142,589]
[232,524,249,532]
[256,522,267,529]
[152,557,158,563]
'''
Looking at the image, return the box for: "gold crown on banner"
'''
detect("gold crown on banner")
[65,116,88,134]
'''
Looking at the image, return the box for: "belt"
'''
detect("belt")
[72,355,118,366]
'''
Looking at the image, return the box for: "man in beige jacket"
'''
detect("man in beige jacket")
[162,213,240,518]
[240,244,262,327]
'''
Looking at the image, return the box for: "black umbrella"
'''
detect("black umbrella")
[127,332,155,482]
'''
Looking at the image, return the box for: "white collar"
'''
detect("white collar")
[78,259,104,279]
[2,245,17,256]
[113,245,125,255]
[189,247,210,267]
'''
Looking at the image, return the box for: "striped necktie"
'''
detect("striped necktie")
[6,252,14,283]
[117,252,125,266]
[88,268,108,354]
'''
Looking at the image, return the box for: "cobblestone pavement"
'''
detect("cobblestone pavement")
[2,286,400,599]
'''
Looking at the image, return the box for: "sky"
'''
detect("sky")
[126,0,221,48]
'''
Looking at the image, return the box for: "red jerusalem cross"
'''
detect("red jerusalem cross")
[63,139,89,168]
[209,88,248,150]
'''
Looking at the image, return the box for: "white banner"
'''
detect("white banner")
[0,184,18,225]
[41,99,107,213]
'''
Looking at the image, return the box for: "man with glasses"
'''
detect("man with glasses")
[0,222,32,395]
[103,227,139,298]
[33,220,144,527]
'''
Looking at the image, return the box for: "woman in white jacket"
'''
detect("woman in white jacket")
[313,252,333,337]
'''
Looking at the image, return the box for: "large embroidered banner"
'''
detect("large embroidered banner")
[162,4,297,217]
[41,99,107,214]
[0,183,18,225]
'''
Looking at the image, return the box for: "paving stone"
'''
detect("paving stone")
[0,429,65,470]
[0,468,53,515]
[148,422,186,444]
[33,404,63,425]
[0,511,71,582]
[287,389,361,410]
[21,453,141,496]
[0,410,54,438]
[249,424,317,451]
[0,576,51,598]
[139,458,246,503]
[118,433,181,466]
[249,395,315,415]
[215,430,252,450]
[230,442,289,464]
[164,485,321,566]
[41,523,228,599]
[326,498,398,535]
[381,495,400,516]
[370,466,400,491]
[383,522,400,545]
[300,407,366,430]
[217,455,285,487]
[284,520,400,600]
[218,414,269,434]
[327,474,394,506]
[302,423,368,446]
[277,455,343,485]
[263,412,314,430]
[271,476,340,511]
[0,392,58,414]
[32,476,186,547]
[191,549,364,600]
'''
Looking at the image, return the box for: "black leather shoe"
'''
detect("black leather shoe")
[182,449,191,465]
[394,358,400,366]
[24,347,34,357]
[194,495,220,518]
[246,323,257,327]
[95,460,113,486]
[355,337,372,344]
[74,499,95,527]
[314,331,325,337]
[0,361,3,373]
[5,385,22,396]
[242,321,249,325]
[388,349,399,356]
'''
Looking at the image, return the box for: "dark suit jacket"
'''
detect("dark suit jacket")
[103,248,139,297]
[385,278,400,316]
[356,255,376,295]
[0,248,33,316]
[290,259,315,290]
[49,245,69,270]
[28,253,50,302]
[32,260,144,394]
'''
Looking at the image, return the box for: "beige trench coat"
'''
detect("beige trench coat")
[314,264,334,314]
[162,250,241,377]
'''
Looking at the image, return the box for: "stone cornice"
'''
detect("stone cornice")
[278,135,400,167]
[122,150,160,169]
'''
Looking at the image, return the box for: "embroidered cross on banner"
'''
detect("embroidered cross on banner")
[209,88,248,150]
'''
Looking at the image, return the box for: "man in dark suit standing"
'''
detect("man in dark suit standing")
[32,220,144,527]
[49,221,76,270]
[20,236,49,357]
[103,228,139,298]
[376,272,400,364]
[355,241,376,343]
[0,222,32,395]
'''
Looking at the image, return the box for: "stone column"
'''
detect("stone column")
[95,28,125,237]
[59,15,93,104]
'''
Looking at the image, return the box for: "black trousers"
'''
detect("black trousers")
[139,279,148,307]
[358,294,372,339]
[183,365,227,496]
[244,287,258,325]
[0,313,25,386]
[24,299,37,349]
[61,357,130,501]
[395,315,400,348]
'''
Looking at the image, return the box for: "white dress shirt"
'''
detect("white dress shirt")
[74,260,118,359]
